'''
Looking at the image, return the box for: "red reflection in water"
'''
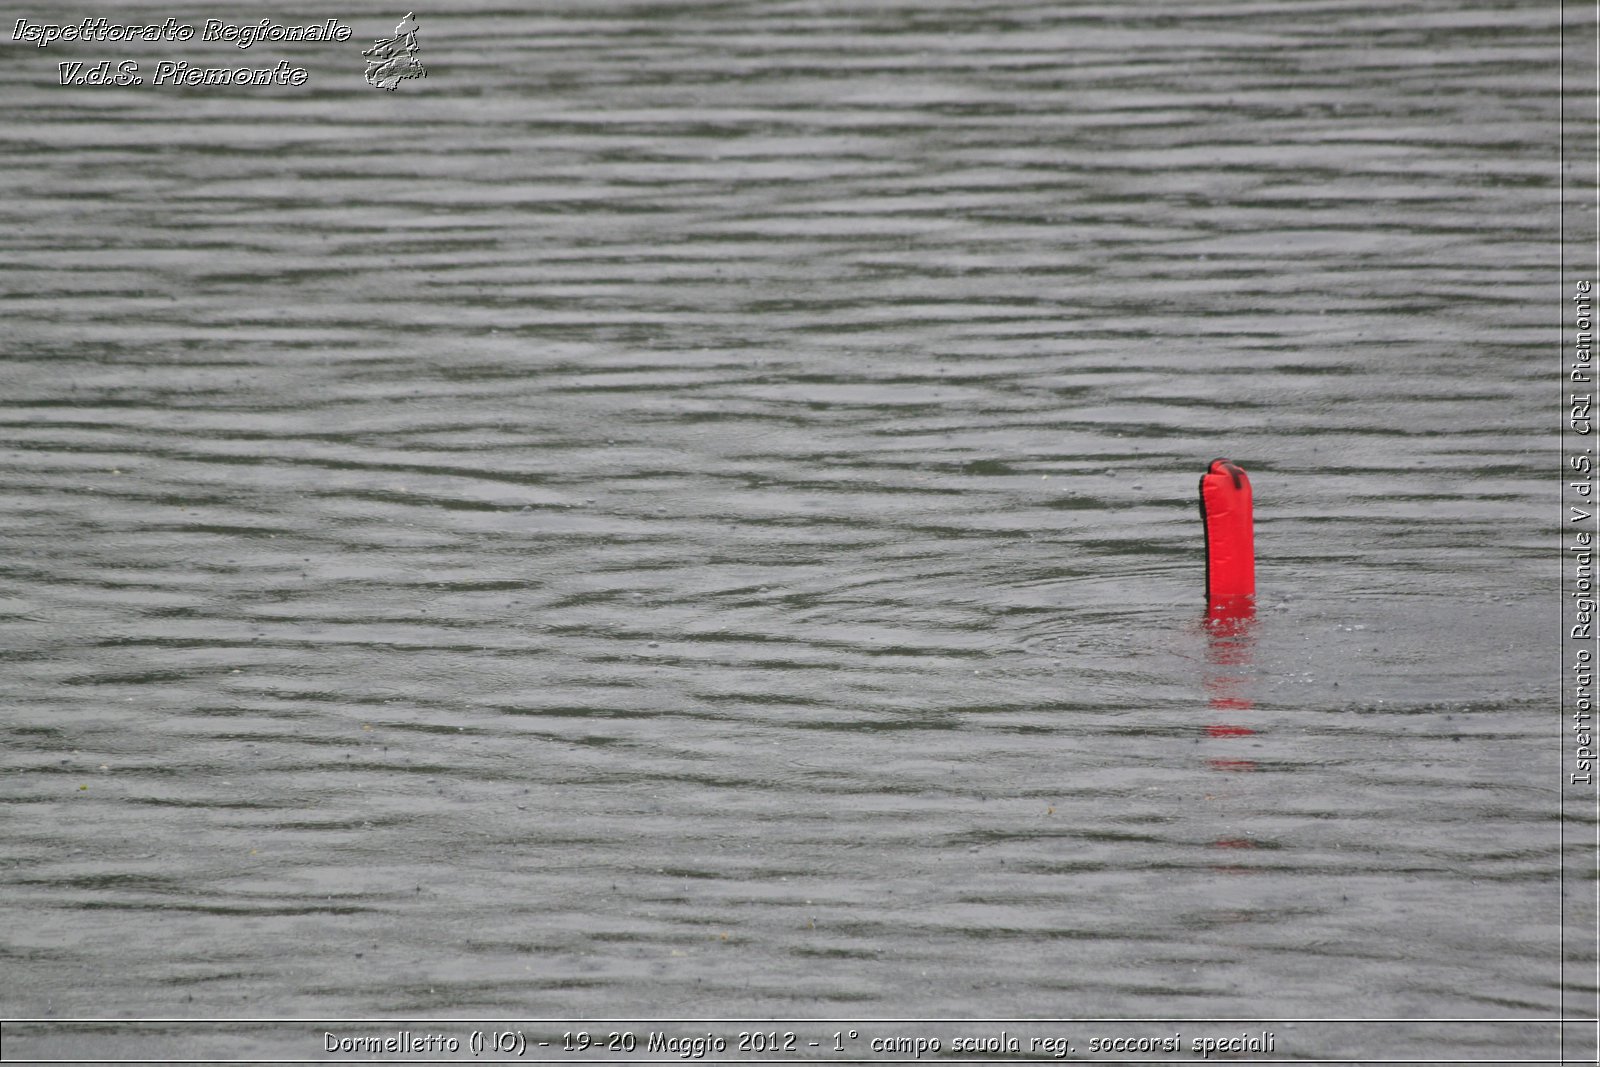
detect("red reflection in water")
[1204,596,1257,744]
[1210,831,1260,879]
[1203,596,1260,867]
[1206,595,1256,649]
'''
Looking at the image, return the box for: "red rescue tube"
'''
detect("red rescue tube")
[1199,458,1254,603]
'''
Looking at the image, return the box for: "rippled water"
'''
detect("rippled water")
[0,0,1584,1061]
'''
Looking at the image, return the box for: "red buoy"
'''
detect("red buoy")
[1200,458,1254,603]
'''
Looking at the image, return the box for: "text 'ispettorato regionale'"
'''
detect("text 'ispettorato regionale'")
[12,17,352,49]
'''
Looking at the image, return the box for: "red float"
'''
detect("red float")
[1199,458,1254,603]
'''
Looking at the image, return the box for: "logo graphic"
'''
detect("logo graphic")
[363,12,425,90]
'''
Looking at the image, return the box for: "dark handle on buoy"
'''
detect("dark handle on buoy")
[1200,458,1254,602]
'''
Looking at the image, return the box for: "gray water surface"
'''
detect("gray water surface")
[0,0,1579,1060]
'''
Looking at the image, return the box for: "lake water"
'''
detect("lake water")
[0,0,1588,1061]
